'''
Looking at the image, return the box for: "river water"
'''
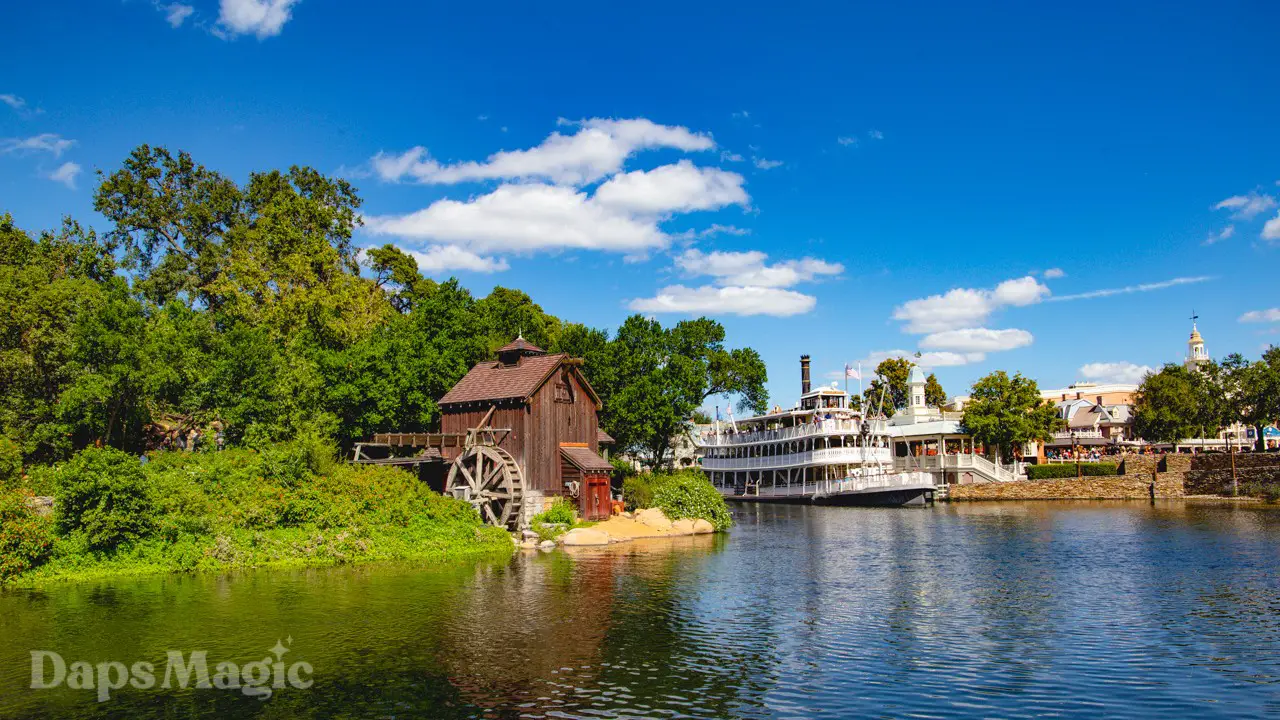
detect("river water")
[2,501,1279,718]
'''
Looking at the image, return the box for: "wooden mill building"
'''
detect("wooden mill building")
[438,337,614,522]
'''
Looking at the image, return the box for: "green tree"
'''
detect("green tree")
[924,373,947,407]
[475,287,562,353]
[1241,346,1280,449]
[605,315,766,469]
[366,244,435,313]
[1132,364,1202,445]
[864,357,912,416]
[961,371,1063,463]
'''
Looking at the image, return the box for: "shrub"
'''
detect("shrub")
[532,497,577,526]
[622,475,653,511]
[0,437,21,489]
[55,447,157,551]
[650,470,732,531]
[0,490,54,582]
[1026,462,1118,480]
[1241,482,1280,504]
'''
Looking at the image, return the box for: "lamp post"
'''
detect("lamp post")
[1072,430,1081,480]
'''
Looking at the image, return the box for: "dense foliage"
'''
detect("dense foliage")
[0,491,54,582]
[2,444,512,584]
[650,471,734,531]
[622,475,655,511]
[532,498,578,526]
[1025,463,1118,480]
[961,371,1063,463]
[1134,350,1280,450]
[0,147,766,469]
[54,447,157,551]
[623,471,732,531]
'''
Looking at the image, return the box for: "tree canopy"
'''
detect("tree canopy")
[924,373,947,407]
[0,147,766,468]
[961,371,1062,462]
[864,358,912,416]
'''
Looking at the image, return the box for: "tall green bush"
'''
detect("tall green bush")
[0,437,21,489]
[0,491,54,582]
[1025,462,1119,480]
[55,447,157,551]
[622,475,653,511]
[650,470,732,531]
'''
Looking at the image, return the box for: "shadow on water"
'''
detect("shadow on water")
[3,501,1280,718]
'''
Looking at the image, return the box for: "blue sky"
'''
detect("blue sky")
[2,0,1277,408]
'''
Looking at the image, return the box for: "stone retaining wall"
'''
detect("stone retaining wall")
[1184,453,1280,495]
[950,452,1280,500]
[950,472,1183,501]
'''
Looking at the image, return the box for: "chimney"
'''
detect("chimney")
[800,355,811,395]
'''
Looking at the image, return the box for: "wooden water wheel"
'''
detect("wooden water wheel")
[446,445,524,529]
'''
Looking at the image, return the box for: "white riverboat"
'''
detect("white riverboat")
[698,355,937,506]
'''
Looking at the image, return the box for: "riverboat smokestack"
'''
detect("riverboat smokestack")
[800,355,811,395]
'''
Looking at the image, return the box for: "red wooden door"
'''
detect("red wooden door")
[582,473,611,521]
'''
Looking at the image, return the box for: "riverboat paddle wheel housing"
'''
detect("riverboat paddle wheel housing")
[351,336,613,529]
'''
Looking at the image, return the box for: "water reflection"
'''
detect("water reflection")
[2,501,1279,718]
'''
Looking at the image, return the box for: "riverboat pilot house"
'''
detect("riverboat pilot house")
[436,337,614,526]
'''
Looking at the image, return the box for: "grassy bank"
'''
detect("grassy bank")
[0,442,513,587]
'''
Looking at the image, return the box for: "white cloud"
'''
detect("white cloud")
[752,157,783,170]
[403,245,508,274]
[217,0,300,39]
[1203,225,1235,246]
[373,118,713,186]
[1240,308,1280,323]
[593,160,747,215]
[732,110,750,119]
[1043,267,1065,279]
[867,129,884,140]
[673,224,749,241]
[1264,211,1280,242]
[364,183,668,254]
[629,285,816,317]
[1078,362,1154,385]
[837,136,857,147]
[1,133,75,157]
[1048,275,1213,302]
[1,94,27,112]
[162,2,195,27]
[862,349,985,368]
[892,276,1049,333]
[719,151,744,162]
[675,249,842,288]
[48,161,81,190]
[1214,191,1277,221]
[919,328,1034,353]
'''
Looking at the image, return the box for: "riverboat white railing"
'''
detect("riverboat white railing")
[701,446,893,471]
[731,470,934,499]
[699,418,884,447]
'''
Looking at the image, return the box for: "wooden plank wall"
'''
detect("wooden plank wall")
[440,404,526,469]
[525,367,599,493]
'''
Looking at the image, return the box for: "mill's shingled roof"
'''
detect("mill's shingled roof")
[596,428,615,445]
[439,353,569,406]
[560,445,614,473]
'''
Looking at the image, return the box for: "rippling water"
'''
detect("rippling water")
[3,501,1280,718]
